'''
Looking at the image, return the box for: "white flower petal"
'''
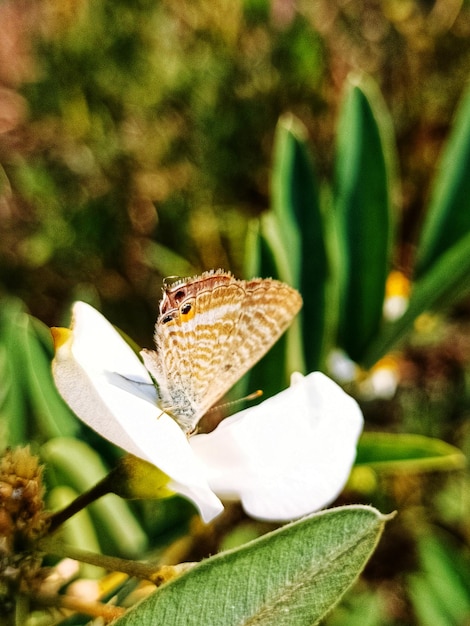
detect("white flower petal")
[71,302,155,389]
[52,302,223,523]
[190,372,363,521]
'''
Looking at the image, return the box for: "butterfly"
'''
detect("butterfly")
[141,269,302,433]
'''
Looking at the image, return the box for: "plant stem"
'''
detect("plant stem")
[38,538,195,585]
[47,474,113,534]
[31,591,126,622]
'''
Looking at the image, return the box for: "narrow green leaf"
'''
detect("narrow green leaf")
[271,114,329,370]
[335,76,395,362]
[362,229,470,368]
[244,215,305,399]
[355,432,466,472]
[257,212,297,288]
[409,535,470,626]
[418,536,470,621]
[0,298,80,443]
[0,299,28,445]
[271,114,309,285]
[415,82,470,277]
[22,314,80,440]
[408,576,457,626]
[114,505,390,626]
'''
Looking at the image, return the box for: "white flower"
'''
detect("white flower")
[51,302,363,523]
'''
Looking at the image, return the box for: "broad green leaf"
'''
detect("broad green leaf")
[335,76,395,362]
[362,229,470,367]
[271,114,329,371]
[42,438,148,557]
[114,505,390,626]
[355,432,466,472]
[415,82,470,278]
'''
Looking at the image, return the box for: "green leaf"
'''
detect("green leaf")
[419,536,470,620]
[361,229,470,367]
[409,534,470,626]
[257,212,297,286]
[270,114,330,371]
[0,297,80,443]
[0,298,29,446]
[355,432,466,472]
[409,575,457,626]
[22,314,81,440]
[415,82,470,278]
[271,115,325,280]
[245,113,329,392]
[335,75,395,362]
[244,216,305,399]
[114,505,390,626]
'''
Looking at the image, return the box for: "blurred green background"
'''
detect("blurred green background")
[2,1,470,624]
[2,0,470,337]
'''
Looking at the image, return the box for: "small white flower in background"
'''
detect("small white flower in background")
[358,357,399,401]
[327,349,358,384]
[51,302,363,523]
[328,348,399,401]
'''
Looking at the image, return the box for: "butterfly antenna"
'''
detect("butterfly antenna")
[207,389,263,414]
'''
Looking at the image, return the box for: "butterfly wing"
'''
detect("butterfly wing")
[215,277,303,398]
[142,271,302,432]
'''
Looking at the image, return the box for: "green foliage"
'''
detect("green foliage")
[250,76,396,373]
[0,297,80,445]
[334,78,394,362]
[2,3,470,624]
[2,66,469,626]
[247,77,470,626]
[415,84,470,278]
[0,0,327,320]
[355,433,466,472]
[409,534,470,626]
[362,229,470,367]
[252,73,470,372]
[271,114,330,371]
[114,506,389,626]
[0,297,153,560]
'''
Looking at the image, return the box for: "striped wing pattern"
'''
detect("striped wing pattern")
[142,270,302,433]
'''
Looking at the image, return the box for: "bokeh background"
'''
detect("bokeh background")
[2,0,470,336]
[2,1,470,624]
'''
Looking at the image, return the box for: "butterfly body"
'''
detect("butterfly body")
[142,269,302,433]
